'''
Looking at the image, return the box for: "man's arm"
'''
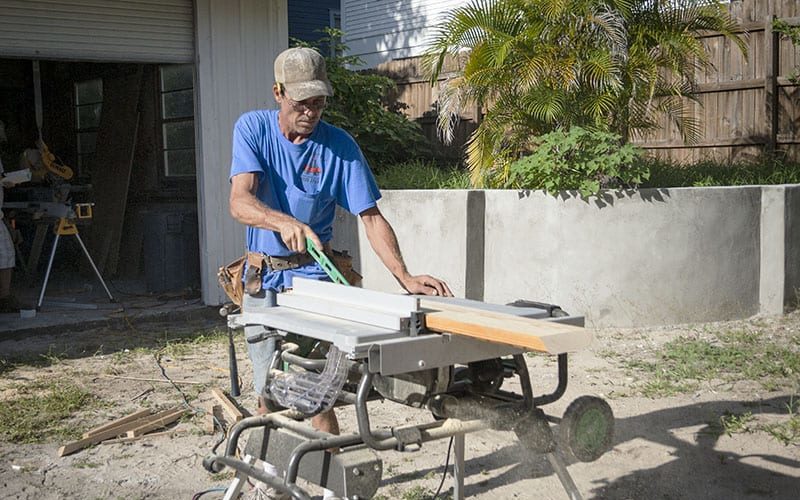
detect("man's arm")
[229,172,322,253]
[360,206,453,296]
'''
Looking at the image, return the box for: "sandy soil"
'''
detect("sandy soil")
[0,312,798,500]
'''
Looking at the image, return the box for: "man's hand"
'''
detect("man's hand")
[400,274,453,297]
[277,219,322,254]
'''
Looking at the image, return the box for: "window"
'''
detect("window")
[159,64,195,178]
[74,79,103,176]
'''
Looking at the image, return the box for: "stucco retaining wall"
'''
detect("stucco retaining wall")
[332,185,799,327]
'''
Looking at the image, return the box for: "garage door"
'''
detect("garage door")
[0,0,194,63]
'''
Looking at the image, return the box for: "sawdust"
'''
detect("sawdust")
[0,312,798,499]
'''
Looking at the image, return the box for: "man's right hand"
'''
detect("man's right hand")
[277,220,322,254]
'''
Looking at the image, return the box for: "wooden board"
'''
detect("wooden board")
[82,409,153,438]
[205,404,223,434]
[422,307,592,354]
[58,410,159,456]
[101,428,184,445]
[125,407,186,438]
[211,388,244,423]
[88,66,143,276]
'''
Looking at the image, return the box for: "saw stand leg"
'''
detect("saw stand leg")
[450,435,582,500]
[547,451,584,500]
[37,221,115,309]
[453,433,465,500]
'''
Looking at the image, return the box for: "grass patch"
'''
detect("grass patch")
[103,327,228,363]
[619,327,800,397]
[0,347,71,376]
[399,486,451,500]
[374,160,471,189]
[2,327,227,374]
[718,411,756,436]
[705,400,800,446]
[761,398,800,446]
[0,380,96,443]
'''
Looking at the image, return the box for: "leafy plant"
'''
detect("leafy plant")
[504,127,648,196]
[294,30,432,168]
[423,0,746,185]
[774,19,800,84]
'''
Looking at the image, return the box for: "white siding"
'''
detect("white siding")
[194,0,287,304]
[0,0,194,63]
[342,0,467,67]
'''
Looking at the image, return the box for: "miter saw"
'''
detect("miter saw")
[3,140,113,309]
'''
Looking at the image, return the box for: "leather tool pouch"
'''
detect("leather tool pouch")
[328,249,363,287]
[217,255,246,306]
[218,248,362,305]
[244,252,264,295]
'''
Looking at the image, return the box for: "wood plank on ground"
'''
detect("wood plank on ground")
[205,404,223,434]
[211,388,244,423]
[101,428,186,445]
[125,407,187,438]
[422,308,592,354]
[58,409,170,457]
[82,409,153,438]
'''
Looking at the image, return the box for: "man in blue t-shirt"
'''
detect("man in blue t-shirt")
[229,48,452,439]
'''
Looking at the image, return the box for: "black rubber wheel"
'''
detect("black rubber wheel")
[558,395,614,462]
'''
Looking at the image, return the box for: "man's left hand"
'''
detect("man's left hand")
[401,275,453,297]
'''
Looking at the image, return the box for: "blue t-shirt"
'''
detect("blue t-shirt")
[230,109,381,291]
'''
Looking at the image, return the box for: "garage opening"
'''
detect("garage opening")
[0,58,200,309]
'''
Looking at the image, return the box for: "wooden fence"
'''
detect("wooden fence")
[375,0,800,163]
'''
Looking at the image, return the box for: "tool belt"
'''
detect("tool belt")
[217,246,362,307]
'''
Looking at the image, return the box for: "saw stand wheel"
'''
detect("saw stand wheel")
[558,395,615,463]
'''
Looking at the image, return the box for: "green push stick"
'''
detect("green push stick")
[305,237,350,286]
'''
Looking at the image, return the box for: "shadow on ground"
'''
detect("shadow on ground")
[382,396,797,499]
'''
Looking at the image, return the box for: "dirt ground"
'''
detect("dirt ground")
[0,310,798,500]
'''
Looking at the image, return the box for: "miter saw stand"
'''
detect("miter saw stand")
[204,279,614,500]
[4,199,116,310]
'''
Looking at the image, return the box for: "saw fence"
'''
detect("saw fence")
[204,278,614,499]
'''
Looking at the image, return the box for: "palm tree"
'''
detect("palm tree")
[424,0,746,186]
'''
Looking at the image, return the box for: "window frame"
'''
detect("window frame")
[73,78,103,178]
[157,64,196,181]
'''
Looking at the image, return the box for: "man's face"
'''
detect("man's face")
[274,86,327,137]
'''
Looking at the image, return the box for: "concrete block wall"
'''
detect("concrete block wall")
[331,190,478,297]
[780,185,800,309]
[332,185,800,328]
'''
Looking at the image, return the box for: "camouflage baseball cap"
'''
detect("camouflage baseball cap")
[274,47,334,102]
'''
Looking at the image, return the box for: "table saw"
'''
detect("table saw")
[204,278,614,500]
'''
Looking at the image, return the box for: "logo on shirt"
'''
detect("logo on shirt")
[301,154,322,186]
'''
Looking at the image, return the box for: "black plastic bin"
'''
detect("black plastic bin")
[143,207,200,293]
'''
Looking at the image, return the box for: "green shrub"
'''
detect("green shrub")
[774,19,800,84]
[503,127,649,196]
[374,160,470,189]
[294,30,432,168]
[641,156,800,188]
